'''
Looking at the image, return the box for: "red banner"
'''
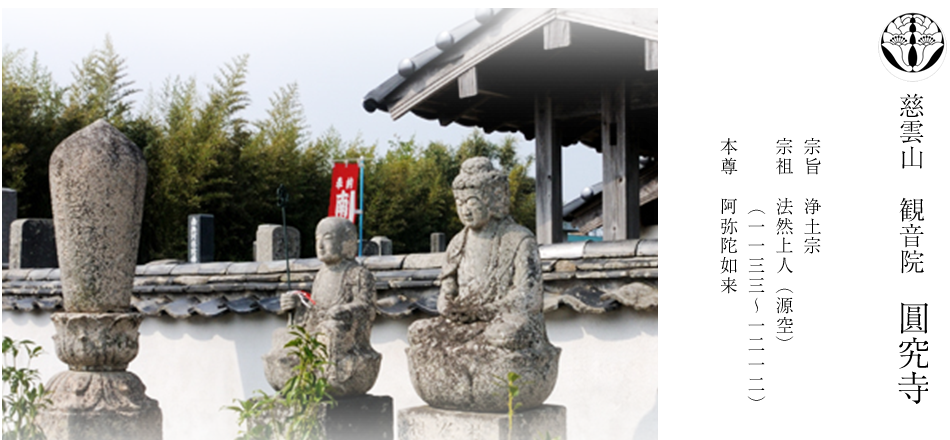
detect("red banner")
[329,162,360,223]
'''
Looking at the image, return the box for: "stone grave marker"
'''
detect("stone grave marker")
[430,232,446,253]
[187,214,214,263]
[9,218,58,269]
[255,224,301,262]
[2,187,16,266]
[38,119,162,440]
[370,236,392,256]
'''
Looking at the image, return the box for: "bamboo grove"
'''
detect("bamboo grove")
[2,37,536,262]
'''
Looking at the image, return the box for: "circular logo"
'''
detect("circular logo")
[880,13,945,81]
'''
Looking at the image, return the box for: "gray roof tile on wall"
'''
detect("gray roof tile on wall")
[3,242,657,319]
[193,297,228,317]
[636,239,658,256]
[170,264,202,276]
[227,262,261,275]
[163,297,199,318]
[226,296,260,314]
[143,264,177,276]
[362,255,406,271]
[198,262,233,275]
[583,240,640,259]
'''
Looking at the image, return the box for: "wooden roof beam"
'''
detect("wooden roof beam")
[543,20,571,50]
[458,67,478,99]
[438,95,492,127]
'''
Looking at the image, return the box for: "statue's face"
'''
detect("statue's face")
[316,224,345,264]
[456,191,491,230]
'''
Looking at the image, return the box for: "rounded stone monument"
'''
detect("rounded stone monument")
[39,119,161,440]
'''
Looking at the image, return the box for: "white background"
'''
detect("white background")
[661,4,949,438]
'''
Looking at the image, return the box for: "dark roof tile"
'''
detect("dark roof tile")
[193,297,228,317]
[378,298,416,318]
[258,296,282,314]
[226,296,259,314]
[163,297,199,318]
[2,295,16,310]
[15,297,36,311]
[35,296,62,310]
[134,296,170,316]
[414,292,439,315]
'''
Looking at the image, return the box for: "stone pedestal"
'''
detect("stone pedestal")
[252,394,393,440]
[398,405,566,440]
[39,312,161,440]
[39,371,162,440]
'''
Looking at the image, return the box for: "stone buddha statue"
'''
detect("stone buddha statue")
[407,157,560,412]
[263,217,381,397]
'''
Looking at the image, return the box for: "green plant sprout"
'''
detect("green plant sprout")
[3,337,50,440]
[495,371,523,440]
[226,326,335,440]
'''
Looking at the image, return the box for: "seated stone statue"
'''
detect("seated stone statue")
[263,217,381,397]
[407,157,560,412]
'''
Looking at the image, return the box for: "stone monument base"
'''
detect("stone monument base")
[38,371,162,440]
[252,394,393,440]
[398,405,566,440]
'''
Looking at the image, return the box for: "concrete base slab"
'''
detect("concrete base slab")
[398,405,566,440]
[252,394,393,440]
[325,394,393,440]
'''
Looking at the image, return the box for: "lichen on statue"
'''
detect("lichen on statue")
[263,217,381,397]
[407,157,560,412]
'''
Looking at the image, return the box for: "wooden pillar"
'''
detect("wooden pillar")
[534,92,563,245]
[601,80,640,241]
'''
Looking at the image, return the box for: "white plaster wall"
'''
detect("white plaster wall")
[3,308,657,439]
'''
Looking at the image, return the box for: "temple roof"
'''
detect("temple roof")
[363,8,658,150]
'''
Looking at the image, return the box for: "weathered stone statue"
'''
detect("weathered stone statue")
[406,157,560,412]
[38,120,162,440]
[263,217,381,397]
